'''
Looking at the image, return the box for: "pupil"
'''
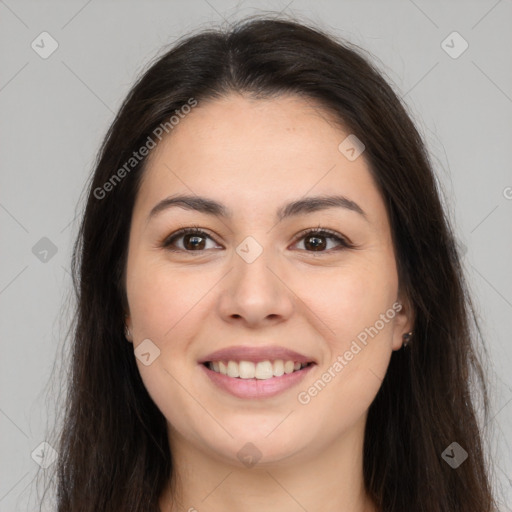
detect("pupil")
[307,235,325,251]
[185,234,205,250]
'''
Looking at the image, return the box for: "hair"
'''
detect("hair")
[44,15,497,512]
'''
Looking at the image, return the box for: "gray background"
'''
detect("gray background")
[1,0,511,510]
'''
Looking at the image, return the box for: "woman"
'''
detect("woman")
[49,16,497,512]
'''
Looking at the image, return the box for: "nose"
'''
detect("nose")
[216,248,295,328]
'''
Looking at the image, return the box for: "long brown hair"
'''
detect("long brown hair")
[43,15,497,511]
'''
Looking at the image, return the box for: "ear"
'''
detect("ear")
[391,292,415,351]
[124,313,133,343]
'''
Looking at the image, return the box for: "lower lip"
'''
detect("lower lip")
[199,363,315,399]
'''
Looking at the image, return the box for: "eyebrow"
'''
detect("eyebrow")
[147,194,368,223]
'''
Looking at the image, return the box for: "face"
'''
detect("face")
[124,94,412,467]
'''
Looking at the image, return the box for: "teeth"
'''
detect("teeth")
[273,359,284,377]
[255,361,273,379]
[284,360,295,374]
[208,359,309,379]
[239,360,256,379]
[227,361,239,378]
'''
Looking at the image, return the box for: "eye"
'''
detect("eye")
[292,226,353,252]
[161,225,353,253]
[161,226,220,252]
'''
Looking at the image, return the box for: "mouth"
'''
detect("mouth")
[203,359,315,380]
[199,359,316,399]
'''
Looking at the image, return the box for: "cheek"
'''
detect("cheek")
[126,258,214,437]
[126,254,212,341]
[297,258,398,345]
[294,258,398,419]
[294,269,397,443]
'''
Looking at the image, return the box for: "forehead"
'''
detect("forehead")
[146,94,348,173]
[134,94,386,226]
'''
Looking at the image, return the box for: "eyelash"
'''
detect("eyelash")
[161,224,354,254]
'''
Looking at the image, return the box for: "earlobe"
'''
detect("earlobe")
[124,315,133,343]
[392,295,415,351]
[401,331,413,349]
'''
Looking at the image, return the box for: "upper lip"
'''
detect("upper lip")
[198,345,316,365]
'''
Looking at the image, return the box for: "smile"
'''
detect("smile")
[200,360,316,399]
[205,359,312,379]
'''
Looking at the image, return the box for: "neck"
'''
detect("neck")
[159,415,377,512]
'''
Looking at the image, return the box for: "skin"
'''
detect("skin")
[124,94,413,512]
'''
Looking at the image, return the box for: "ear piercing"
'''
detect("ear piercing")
[124,325,132,342]
[402,331,413,348]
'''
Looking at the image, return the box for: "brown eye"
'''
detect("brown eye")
[162,228,220,252]
[162,226,352,254]
[304,234,327,251]
[294,228,352,252]
[182,233,207,250]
